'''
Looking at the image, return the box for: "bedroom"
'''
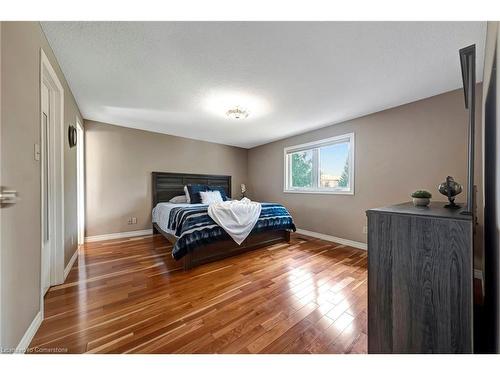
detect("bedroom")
[1,1,500,370]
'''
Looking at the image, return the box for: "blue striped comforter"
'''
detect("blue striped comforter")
[168,203,296,260]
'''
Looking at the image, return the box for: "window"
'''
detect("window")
[284,133,354,194]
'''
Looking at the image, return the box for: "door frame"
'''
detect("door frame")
[0,20,3,346]
[76,118,85,245]
[39,49,65,313]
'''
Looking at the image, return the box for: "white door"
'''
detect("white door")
[41,82,54,296]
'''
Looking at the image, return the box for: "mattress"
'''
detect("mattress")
[152,202,206,236]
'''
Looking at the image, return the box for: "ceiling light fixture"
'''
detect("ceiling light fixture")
[226,106,249,120]
[204,91,268,119]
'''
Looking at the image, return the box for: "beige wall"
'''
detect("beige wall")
[248,86,483,255]
[84,120,248,237]
[0,22,82,349]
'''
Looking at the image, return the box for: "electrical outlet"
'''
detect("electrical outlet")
[132,217,137,224]
[127,217,133,225]
[362,225,368,234]
[128,217,137,225]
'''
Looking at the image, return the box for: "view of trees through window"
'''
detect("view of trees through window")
[287,136,352,192]
[291,150,313,188]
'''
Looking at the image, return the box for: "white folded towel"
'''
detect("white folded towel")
[207,197,262,245]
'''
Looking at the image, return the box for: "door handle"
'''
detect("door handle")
[0,188,18,204]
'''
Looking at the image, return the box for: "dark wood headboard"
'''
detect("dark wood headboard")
[152,172,232,208]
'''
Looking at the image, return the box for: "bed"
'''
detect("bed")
[151,172,295,270]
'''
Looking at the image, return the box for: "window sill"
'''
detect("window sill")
[283,189,354,196]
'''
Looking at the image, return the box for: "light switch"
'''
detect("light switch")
[34,144,41,161]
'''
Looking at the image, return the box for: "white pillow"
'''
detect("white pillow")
[169,195,188,204]
[184,186,191,204]
[200,191,223,205]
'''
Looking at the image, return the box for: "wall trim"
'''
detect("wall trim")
[14,311,42,354]
[63,248,79,281]
[85,229,153,243]
[40,48,66,287]
[296,228,367,250]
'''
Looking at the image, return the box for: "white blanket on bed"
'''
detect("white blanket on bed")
[207,198,262,245]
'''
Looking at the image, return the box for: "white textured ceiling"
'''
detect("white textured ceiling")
[41,22,486,148]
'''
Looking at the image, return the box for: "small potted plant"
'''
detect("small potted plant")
[411,190,432,207]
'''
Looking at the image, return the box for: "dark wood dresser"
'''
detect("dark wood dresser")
[366,202,473,353]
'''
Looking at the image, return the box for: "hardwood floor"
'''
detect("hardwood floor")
[29,233,368,354]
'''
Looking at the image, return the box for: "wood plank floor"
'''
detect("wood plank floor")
[29,233,368,354]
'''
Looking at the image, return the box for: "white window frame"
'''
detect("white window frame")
[283,133,355,195]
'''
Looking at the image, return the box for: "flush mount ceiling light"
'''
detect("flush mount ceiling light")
[226,106,249,120]
[203,90,269,120]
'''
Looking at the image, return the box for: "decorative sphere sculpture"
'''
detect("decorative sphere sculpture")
[438,176,463,208]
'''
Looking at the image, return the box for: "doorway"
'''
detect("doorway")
[40,49,65,304]
[40,80,53,296]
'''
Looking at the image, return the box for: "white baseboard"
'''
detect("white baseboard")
[85,229,153,243]
[63,248,79,281]
[296,228,367,250]
[14,311,42,354]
